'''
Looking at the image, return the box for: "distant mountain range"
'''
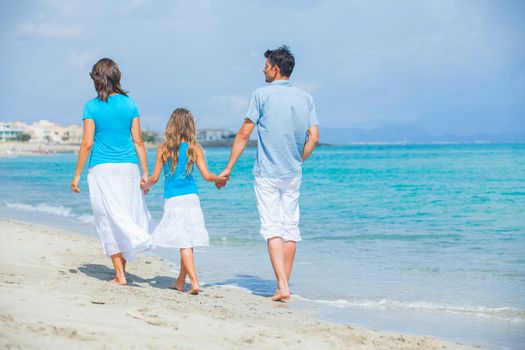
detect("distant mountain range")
[321,125,525,145]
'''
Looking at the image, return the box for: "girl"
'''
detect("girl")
[143,108,227,295]
[71,58,154,285]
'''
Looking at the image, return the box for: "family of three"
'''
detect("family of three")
[71,46,320,302]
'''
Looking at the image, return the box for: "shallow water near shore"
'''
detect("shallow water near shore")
[1,144,524,349]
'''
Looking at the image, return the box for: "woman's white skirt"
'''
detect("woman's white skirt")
[152,194,209,249]
[87,163,154,260]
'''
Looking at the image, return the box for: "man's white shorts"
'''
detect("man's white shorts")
[254,176,301,242]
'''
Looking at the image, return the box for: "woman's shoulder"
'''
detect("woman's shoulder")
[113,93,136,105]
[84,96,100,107]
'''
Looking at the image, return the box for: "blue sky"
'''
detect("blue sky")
[0,0,524,137]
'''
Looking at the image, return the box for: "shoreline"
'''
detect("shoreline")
[2,141,522,157]
[0,218,478,349]
[0,141,259,157]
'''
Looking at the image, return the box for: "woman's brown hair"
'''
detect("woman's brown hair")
[90,58,128,101]
[162,108,198,175]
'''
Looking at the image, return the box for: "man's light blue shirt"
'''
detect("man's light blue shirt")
[246,80,319,178]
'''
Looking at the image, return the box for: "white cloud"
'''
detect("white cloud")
[68,51,97,69]
[208,94,249,115]
[295,81,318,94]
[16,21,81,38]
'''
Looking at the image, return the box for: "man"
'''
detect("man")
[219,45,319,301]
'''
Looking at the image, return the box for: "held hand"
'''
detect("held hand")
[140,174,148,191]
[71,175,81,193]
[215,168,231,189]
[215,175,229,188]
[140,178,151,195]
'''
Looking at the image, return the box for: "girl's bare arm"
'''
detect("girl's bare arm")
[195,144,228,185]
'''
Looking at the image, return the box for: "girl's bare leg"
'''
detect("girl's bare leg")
[180,248,199,294]
[110,253,127,285]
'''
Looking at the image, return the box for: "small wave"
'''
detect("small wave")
[76,214,95,224]
[307,233,463,242]
[6,202,73,217]
[5,202,94,225]
[293,296,525,323]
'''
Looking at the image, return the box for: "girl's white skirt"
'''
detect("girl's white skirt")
[152,194,209,249]
[87,163,154,260]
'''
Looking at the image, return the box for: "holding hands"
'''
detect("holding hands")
[140,175,151,194]
[215,168,231,189]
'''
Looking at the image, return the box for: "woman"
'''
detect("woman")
[71,58,153,285]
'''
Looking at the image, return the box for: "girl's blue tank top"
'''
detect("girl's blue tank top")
[163,142,198,198]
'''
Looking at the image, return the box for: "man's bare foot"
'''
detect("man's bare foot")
[270,284,290,302]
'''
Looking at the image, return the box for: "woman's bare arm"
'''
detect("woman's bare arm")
[143,144,164,193]
[131,117,148,180]
[71,119,95,193]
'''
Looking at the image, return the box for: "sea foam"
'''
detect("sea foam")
[5,201,94,225]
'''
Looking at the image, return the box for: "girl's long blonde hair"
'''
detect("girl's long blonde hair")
[162,108,198,175]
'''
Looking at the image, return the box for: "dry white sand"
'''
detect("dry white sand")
[0,219,480,349]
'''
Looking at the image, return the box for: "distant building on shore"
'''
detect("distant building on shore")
[1,120,241,146]
[197,129,236,142]
[0,122,24,140]
[0,120,82,144]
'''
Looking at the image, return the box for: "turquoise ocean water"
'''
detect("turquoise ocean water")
[1,144,524,349]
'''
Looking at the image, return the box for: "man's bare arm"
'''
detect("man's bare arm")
[302,125,319,161]
[220,119,256,178]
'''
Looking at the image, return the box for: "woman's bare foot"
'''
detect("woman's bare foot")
[169,275,186,292]
[271,292,290,302]
[110,277,127,285]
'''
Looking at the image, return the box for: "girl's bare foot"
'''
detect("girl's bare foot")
[189,281,200,295]
[168,283,185,292]
[271,288,280,301]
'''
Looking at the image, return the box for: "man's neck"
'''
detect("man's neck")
[273,74,289,81]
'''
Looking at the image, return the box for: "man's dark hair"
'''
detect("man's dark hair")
[264,45,295,77]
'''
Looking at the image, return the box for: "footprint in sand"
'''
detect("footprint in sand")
[126,308,168,327]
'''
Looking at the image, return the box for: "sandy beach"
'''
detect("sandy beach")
[0,219,480,349]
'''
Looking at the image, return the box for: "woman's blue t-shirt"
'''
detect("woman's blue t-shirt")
[163,142,198,198]
[82,94,139,168]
